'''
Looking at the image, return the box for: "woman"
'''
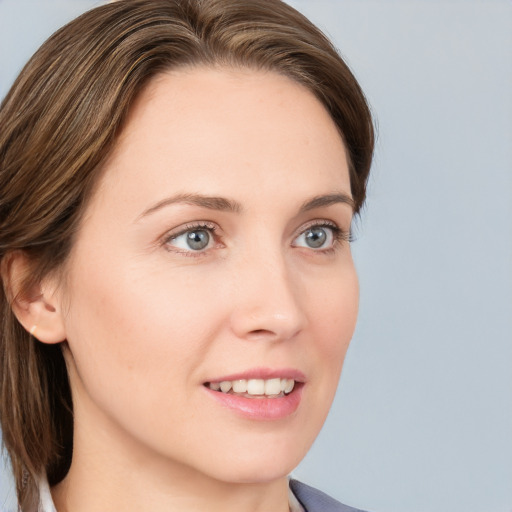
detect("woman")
[0,0,374,511]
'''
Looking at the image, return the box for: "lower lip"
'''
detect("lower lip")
[204,384,304,421]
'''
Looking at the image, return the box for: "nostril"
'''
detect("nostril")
[246,328,280,339]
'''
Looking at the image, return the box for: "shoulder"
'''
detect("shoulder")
[289,479,370,512]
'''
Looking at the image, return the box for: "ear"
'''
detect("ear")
[1,251,67,344]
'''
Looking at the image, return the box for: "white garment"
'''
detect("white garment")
[37,477,56,512]
[36,475,305,512]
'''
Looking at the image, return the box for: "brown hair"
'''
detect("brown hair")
[0,0,374,508]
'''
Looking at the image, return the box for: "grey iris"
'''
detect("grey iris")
[187,230,210,250]
[305,227,327,248]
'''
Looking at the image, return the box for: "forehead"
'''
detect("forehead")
[91,67,350,216]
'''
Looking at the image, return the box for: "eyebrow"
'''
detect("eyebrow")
[299,193,354,213]
[137,191,354,220]
[138,193,243,220]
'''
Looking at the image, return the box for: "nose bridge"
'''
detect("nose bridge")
[229,242,306,341]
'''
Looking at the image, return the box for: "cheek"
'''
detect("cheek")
[61,256,219,408]
[312,263,359,350]
[60,257,233,468]
[306,264,359,394]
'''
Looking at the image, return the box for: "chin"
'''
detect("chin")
[189,425,317,485]
[207,455,301,485]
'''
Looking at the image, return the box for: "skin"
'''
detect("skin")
[24,68,359,512]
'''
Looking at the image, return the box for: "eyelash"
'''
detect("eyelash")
[161,220,351,257]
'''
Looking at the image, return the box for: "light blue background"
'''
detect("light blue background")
[1,1,511,512]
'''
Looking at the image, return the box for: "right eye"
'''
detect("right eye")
[164,223,217,253]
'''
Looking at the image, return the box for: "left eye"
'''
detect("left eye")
[293,225,335,249]
[168,228,213,251]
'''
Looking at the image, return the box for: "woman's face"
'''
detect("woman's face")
[58,67,359,484]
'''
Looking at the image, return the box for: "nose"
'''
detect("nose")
[229,250,307,342]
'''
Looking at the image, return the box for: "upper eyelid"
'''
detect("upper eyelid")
[297,218,338,230]
[164,219,340,238]
[164,221,218,239]
[294,219,341,237]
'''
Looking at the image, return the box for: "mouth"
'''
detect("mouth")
[202,371,305,420]
[204,377,297,398]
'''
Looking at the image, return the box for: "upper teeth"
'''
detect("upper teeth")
[208,378,295,396]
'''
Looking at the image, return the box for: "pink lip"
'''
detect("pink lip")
[204,384,304,421]
[203,367,306,421]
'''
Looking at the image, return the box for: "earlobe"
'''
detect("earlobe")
[1,251,67,344]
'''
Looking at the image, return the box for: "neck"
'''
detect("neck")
[52,471,290,512]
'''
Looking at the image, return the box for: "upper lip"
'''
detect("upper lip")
[205,367,306,383]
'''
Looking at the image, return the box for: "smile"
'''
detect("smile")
[206,378,295,397]
[203,369,305,420]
